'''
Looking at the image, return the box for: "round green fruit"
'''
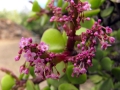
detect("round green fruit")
[1,74,15,90]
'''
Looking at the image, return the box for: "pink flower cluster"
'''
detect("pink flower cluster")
[65,19,115,76]
[49,0,91,30]
[15,0,115,79]
[15,37,61,79]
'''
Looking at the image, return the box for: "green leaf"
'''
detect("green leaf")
[66,65,87,84]
[76,27,87,35]
[47,75,69,88]
[88,59,101,72]
[100,0,105,6]
[40,14,49,26]
[84,9,100,17]
[26,80,36,90]
[89,0,101,9]
[101,57,113,71]
[1,74,15,90]
[62,31,67,45]
[116,29,120,40]
[53,61,65,77]
[29,66,35,77]
[62,2,68,12]
[112,67,120,81]
[32,0,41,12]
[101,6,114,17]
[41,28,65,53]
[80,18,95,29]
[35,85,40,90]
[43,86,51,90]
[95,49,105,60]
[99,78,114,90]
[58,83,78,90]
[90,75,103,84]
[114,82,120,89]
[57,0,63,7]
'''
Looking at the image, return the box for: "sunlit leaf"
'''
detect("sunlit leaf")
[26,80,36,90]
[80,18,95,29]
[89,0,101,9]
[32,0,41,12]
[58,83,78,90]
[84,9,100,17]
[41,28,65,53]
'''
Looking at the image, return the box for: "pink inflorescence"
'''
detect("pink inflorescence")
[15,37,61,79]
[49,0,91,31]
[15,0,115,79]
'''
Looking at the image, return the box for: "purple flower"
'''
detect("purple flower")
[38,42,49,52]
[24,50,36,61]
[105,26,112,34]
[15,55,20,61]
[83,1,91,11]
[101,41,111,50]
[109,37,115,43]
[80,68,87,74]
[19,37,32,48]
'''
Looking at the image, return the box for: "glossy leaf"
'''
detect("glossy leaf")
[89,0,101,9]
[29,66,35,77]
[53,61,65,77]
[76,27,87,35]
[90,75,103,83]
[114,82,120,89]
[32,0,41,12]
[101,6,114,17]
[100,0,105,5]
[101,57,113,71]
[41,28,65,53]
[112,67,120,80]
[80,18,95,29]
[26,80,36,90]
[47,75,69,88]
[57,0,63,7]
[66,65,87,84]
[43,86,51,90]
[95,49,105,60]
[40,14,49,26]
[1,74,15,90]
[62,31,67,45]
[35,85,40,90]
[88,59,101,72]
[116,29,120,40]
[84,9,100,17]
[58,83,78,90]
[99,78,114,90]
[62,2,68,12]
